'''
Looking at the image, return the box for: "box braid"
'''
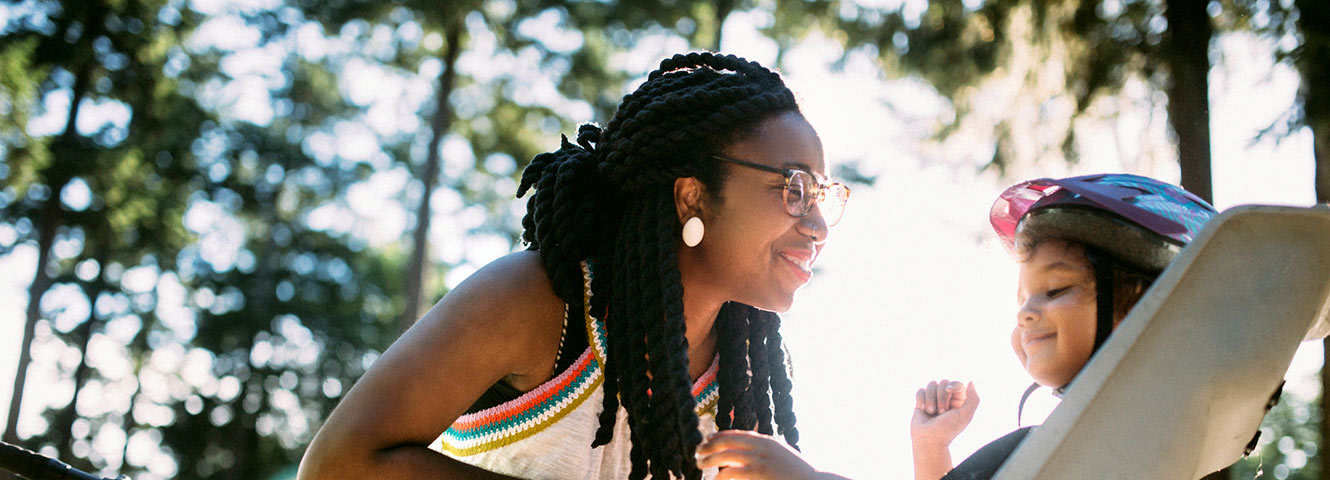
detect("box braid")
[766,310,800,447]
[516,52,802,479]
[715,303,800,447]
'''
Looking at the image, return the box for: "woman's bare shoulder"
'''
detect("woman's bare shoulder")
[438,250,560,315]
[296,251,567,472]
[416,250,565,389]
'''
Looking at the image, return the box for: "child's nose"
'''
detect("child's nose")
[1016,300,1041,324]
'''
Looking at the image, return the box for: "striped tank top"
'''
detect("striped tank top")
[431,262,721,479]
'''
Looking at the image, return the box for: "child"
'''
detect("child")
[915,173,1217,479]
[697,173,1216,480]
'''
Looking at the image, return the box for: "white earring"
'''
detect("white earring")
[682,216,705,247]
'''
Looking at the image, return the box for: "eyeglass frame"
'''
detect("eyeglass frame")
[710,155,851,226]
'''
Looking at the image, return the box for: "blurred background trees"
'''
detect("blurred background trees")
[0,0,1324,479]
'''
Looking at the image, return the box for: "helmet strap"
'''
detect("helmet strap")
[1083,247,1117,353]
[1017,381,1042,427]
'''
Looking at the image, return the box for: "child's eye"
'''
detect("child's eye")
[1046,287,1071,298]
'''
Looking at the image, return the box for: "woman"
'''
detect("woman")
[297,52,851,480]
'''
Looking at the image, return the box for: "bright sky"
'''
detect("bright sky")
[0,6,1323,480]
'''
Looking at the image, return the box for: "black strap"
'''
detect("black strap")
[1016,381,1041,427]
[553,300,589,375]
[1083,248,1117,353]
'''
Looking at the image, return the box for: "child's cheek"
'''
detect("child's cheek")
[1010,327,1026,364]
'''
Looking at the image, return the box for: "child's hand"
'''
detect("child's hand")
[696,430,849,480]
[910,380,979,480]
[911,379,979,447]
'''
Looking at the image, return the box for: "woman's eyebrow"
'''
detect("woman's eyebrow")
[779,161,826,178]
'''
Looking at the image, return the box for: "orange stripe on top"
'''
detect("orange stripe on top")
[450,348,595,431]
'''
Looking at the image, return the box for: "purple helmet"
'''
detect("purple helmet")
[990,173,1218,272]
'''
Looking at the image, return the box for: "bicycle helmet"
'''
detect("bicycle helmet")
[990,173,1217,273]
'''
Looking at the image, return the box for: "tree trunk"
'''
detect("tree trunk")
[117,372,141,475]
[3,199,57,448]
[1323,341,1330,480]
[1164,2,1225,476]
[3,60,92,446]
[1316,130,1329,205]
[1163,0,1215,203]
[1291,1,1330,478]
[51,240,110,468]
[218,167,284,479]
[400,23,462,334]
[222,371,263,480]
[1295,0,1330,206]
[51,311,96,465]
[709,0,738,51]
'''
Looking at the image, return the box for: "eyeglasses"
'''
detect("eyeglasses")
[711,155,851,226]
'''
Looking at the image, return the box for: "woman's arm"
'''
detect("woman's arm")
[297,251,566,479]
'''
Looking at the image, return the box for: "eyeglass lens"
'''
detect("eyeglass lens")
[784,171,847,226]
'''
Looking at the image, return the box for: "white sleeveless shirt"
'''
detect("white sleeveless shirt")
[431,263,720,479]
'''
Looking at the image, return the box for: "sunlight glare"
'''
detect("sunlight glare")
[517,9,583,54]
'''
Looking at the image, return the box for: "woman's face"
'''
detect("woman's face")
[1011,240,1099,388]
[682,111,829,313]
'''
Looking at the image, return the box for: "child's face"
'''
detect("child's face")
[1011,240,1098,388]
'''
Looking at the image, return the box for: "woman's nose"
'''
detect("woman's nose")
[797,208,829,244]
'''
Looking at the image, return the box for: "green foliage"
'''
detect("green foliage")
[828,0,1320,185]
[0,34,52,199]
[835,1,1005,100]
[1,0,218,475]
[835,1,1090,173]
[1229,390,1322,480]
[828,0,1209,175]
[0,1,409,478]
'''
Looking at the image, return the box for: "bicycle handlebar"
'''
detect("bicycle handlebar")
[0,441,127,480]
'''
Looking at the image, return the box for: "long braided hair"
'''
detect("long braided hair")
[515,52,801,479]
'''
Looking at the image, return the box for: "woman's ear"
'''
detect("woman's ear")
[673,177,706,223]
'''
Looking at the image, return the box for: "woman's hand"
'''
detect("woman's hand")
[696,430,850,480]
[910,380,979,480]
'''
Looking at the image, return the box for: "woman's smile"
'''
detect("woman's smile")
[778,248,816,283]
